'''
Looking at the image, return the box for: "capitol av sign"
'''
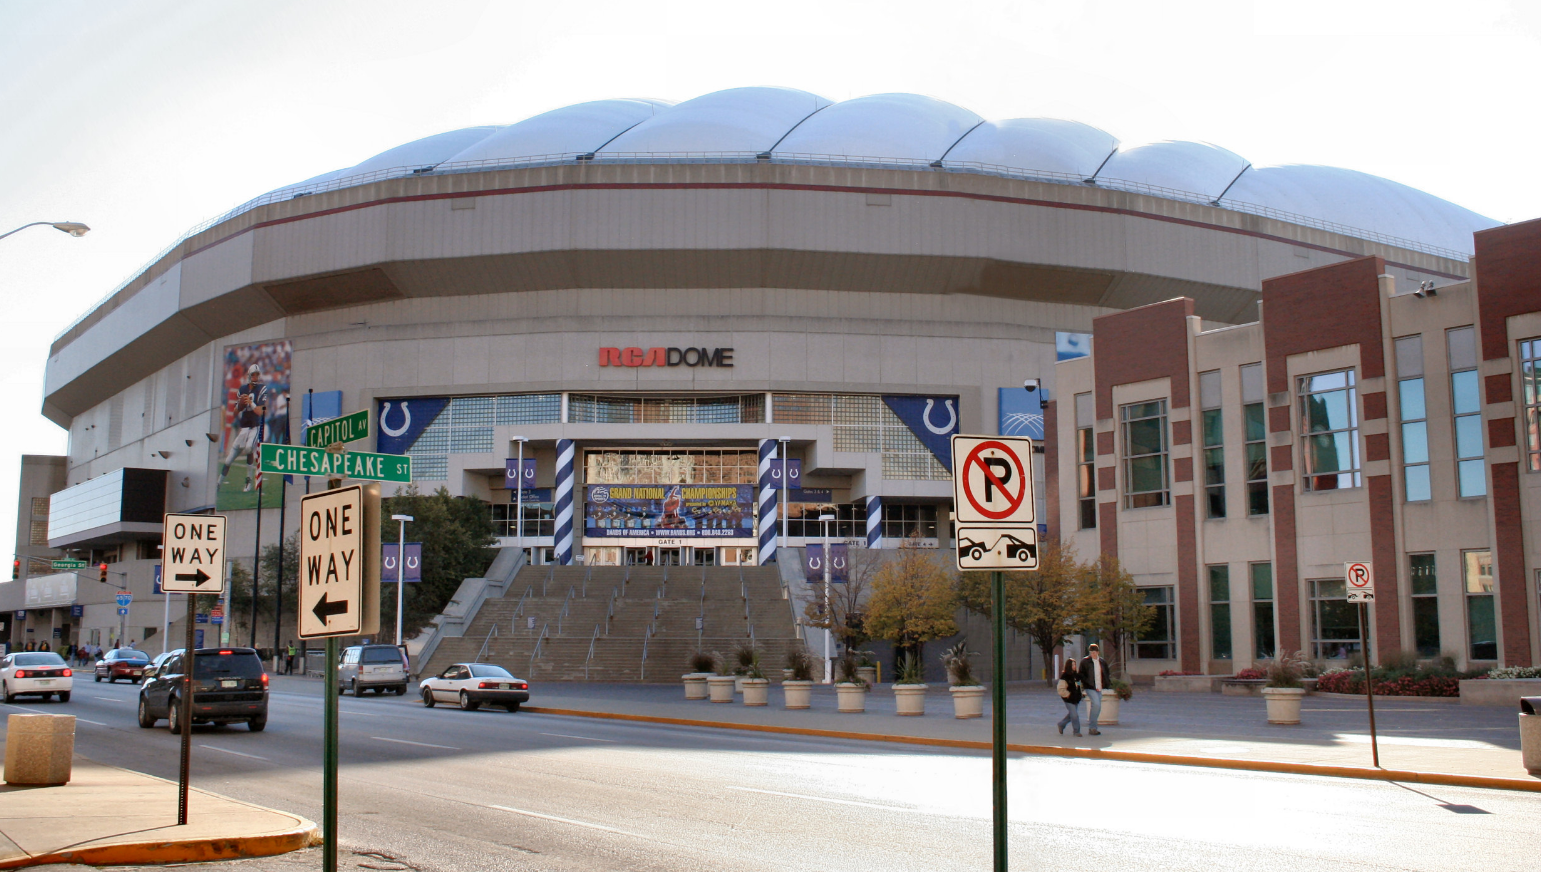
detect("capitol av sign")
[599,346,734,368]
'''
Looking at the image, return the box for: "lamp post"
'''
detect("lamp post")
[513,436,529,563]
[819,512,835,684]
[0,221,89,242]
[391,514,413,647]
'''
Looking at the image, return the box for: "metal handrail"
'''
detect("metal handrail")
[605,587,618,635]
[558,589,572,635]
[512,585,533,626]
[640,623,657,681]
[529,622,549,674]
[584,623,601,680]
[475,624,499,663]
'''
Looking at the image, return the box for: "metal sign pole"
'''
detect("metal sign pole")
[323,634,339,872]
[178,593,196,826]
[991,569,1007,872]
[1360,601,1379,767]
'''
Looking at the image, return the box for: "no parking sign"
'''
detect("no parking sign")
[1345,562,1374,602]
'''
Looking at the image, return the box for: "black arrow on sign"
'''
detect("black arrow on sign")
[175,568,211,586]
[312,592,350,623]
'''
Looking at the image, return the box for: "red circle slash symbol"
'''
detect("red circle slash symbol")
[1347,564,1372,588]
[963,441,1027,521]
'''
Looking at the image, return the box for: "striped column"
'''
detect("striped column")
[757,439,778,565]
[866,495,882,549]
[554,438,575,565]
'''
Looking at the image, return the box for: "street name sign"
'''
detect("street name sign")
[52,559,87,570]
[305,408,370,449]
[261,442,412,483]
[298,483,381,639]
[1346,562,1375,603]
[952,434,1038,570]
[161,513,229,593]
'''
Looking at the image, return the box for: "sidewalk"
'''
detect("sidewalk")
[0,753,318,869]
[522,681,1540,791]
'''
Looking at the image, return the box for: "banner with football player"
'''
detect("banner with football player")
[215,340,291,510]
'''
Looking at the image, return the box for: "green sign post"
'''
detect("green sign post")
[304,409,370,449]
[260,443,412,483]
[51,559,87,570]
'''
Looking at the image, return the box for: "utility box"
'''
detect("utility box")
[3,713,75,785]
[1522,697,1541,776]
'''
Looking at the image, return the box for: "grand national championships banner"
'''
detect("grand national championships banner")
[584,485,755,538]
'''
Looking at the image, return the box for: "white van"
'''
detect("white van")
[337,644,409,696]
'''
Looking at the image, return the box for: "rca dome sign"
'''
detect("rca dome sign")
[599,347,734,368]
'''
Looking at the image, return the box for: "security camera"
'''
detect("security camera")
[1023,379,1040,393]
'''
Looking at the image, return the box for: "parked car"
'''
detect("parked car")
[1,651,73,703]
[337,644,410,696]
[95,648,151,683]
[137,647,269,733]
[419,663,529,712]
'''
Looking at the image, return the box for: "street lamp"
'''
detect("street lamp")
[512,436,529,564]
[0,221,90,242]
[390,514,413,648]
[819,511,835,684]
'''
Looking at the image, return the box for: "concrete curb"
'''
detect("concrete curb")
[0,821,320,870]
[522,705,1541,794]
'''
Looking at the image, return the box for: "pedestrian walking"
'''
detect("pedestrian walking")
[1056,657,1083,736]
[1079,643,1112,737]
[284,641,296,675]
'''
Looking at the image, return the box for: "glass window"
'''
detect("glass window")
[772,393,950,481]
[1200,371,1224,519]
[1449,343,1485,498]
[1208,565,1232,660]
[1310,579,1363,660]
[1077,426,1097,530]
[1121,400,1169,509]
[1299,369,1360,491]
[1243,401,1268,515]
[491,502,555,538]
[785,502,867,538]
[1251,562,1275,659]
[1133,587,1175,659]
[1410,553,1440,657]
[570,394,764,425]
[881,504,938,539]
[1400,377,1431,501]
[1522,338,1540,472]
[1463,550,1496,660]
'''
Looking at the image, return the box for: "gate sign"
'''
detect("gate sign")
[1345,562,1375,602]
[161,513,229,593]
[952,434,1039,571]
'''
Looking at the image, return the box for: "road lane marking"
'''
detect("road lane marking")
[93,696,121,702]
[371,736,461,750]
[489,804,640,837]
[1,703,108,725]
[727,786,917,813]
[539,732,617,743]
[198,744,270,761]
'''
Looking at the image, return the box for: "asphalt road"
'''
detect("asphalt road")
[6,676,1540,871]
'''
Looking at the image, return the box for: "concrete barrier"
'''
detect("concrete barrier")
[3,713,75,785]
[1153,675,1224,693]
[1459,678,1541,707]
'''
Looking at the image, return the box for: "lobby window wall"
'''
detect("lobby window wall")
[785,502,866,539]
[1132,587,1175,659]
[1310,579,1362,660]
[1200,371,1225,519]
[772,393,950,481]
[408,393,561,481]
[491,502,555,538]
[882,504,938,539]
[1120,400,1169,509]
[1299,370,1360,491]
[1464,549,1496,661]
[1075,392,1096,529]
[1447,327,1485,497]
[584,449,758,485]
[1241,363,1269,515]
[569,394,764,425]
[1396,335,1431,502]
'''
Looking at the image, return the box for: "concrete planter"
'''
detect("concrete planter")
[1262,687,1305,724]
[893,683,928,716]
[1459,678,1541,707]
[1221,679,1266,697]
[950,685,985,719]
[733,675,748,694]
[1522,713,1541,775]
[682,673,709,700]
[3,714,75,785]
[741,678,770,706]
[783,680,813,710]
[707,675,736,703]
[857,666,878,688]
[1153,675,1218,693]
[1098,694,1121,725]
[836,682,867,713]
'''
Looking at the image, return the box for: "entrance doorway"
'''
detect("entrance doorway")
[624,548,652,566]
[691,548,716,566]
[657,548,682,566]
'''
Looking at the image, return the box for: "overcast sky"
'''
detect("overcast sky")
[1,0,1537,562]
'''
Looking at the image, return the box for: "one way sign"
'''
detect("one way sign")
[297,483,381,639]
[161,514,228,593]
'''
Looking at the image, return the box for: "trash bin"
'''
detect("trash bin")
[3,713,75,785]
[1522,697,1541,776]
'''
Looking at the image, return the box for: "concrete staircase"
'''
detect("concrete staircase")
[421,564,802,683]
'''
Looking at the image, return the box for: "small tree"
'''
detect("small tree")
[802,541,877,651]
[1081,553,1152,680]
[863,535,958,667]
[381,484,497,638]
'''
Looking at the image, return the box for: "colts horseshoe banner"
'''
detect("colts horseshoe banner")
[882,395,959,472]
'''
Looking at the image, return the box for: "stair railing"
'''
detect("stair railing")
[583,623,601,680]
[544,564,553,597]
[475,624,499,663]
[529,621,549,674]
[640,622,656,681]
[558,587,573,635]
[605,587,618,635]
[512,585,533,631]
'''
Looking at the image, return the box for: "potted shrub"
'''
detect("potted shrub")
[683,651,714,700]
[1099,679,1131,725]
[783,647,815,710]
[706,650,736,703]
[731,643,758,694]
[942,642,984,719]
[1262,651,1307,724]
[857,651,879,689]
[892,653,927,716]
[741,650,770,707]
[835,654,868,713]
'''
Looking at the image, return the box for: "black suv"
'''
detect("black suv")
[138,647,269,733]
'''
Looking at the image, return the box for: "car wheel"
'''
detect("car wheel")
[351,679,364,698]
[94,673,102,683]
[458,691,480,712]
[2,682,13,705]
[505,702,520,713]
[168,699,183,734]
[137,696,156,728]
[57,692,70,703]
[395,685,407,696]
[248,716,267,732]
[421,687,435,708]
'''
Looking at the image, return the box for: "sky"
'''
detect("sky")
[0,0,1538,563]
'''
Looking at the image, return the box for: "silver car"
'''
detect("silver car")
[337,644,409,696]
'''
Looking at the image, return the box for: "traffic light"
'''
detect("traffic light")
[99,563,108,584]
[11,559,17,580]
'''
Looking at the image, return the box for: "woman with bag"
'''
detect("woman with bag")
[1056,658,1084,737]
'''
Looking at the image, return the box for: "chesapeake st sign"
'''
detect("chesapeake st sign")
[598,346,734,368]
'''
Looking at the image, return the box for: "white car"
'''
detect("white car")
[419,663,530,712]
[1,651,74,703]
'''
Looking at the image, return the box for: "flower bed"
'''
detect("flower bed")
[1233,667,1267,680]
[1315,668,1461,697]
[1157,670,1201,677]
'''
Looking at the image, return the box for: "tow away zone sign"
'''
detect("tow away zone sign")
[297,484,381,639]
[952,434,1038,571]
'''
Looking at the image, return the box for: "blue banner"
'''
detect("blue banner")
[382,542,422,581]
[503,458,537,490]
[803,543,849,583]
[998,386,1044,439]
[769,458,801,489]
[301,390,343,443]
[1056,331,1092,361]
[152,565,162,596]
[882,395,958,472]
[376,397,450,455]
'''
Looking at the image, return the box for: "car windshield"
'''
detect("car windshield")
[361,648,403,664]
[469,665,513,678]
[194,653,264,679]
[14,653,66,667]
[111,649,149,661]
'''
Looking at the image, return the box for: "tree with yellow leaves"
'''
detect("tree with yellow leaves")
[863,534,958,666]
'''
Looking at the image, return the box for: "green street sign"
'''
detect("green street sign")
[305,408,371,449]
[52,559,87,570]
[260,443,412,483]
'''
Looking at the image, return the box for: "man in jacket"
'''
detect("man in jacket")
[1079,643,1113,736]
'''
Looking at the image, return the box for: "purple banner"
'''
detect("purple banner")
[382,542,422,582]
[502,458,537,490]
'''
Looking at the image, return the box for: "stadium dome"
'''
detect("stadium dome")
[268,87,1496,256]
